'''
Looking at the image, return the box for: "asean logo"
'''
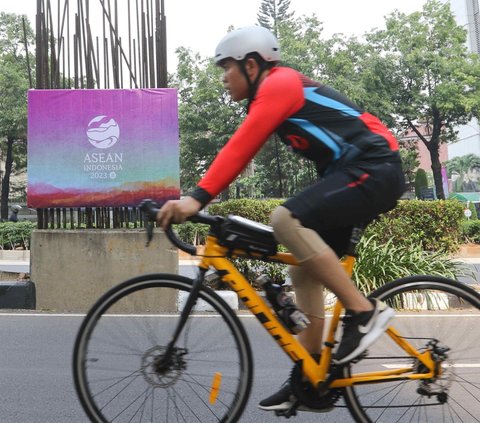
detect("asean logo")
[86,115,120,149]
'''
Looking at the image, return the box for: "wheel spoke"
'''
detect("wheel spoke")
[343,275,480,422]
[73,274,252,422]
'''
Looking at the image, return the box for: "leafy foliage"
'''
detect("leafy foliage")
[366,200,464,253]
[444,154,480,192]
[257,0,294,37]
[366,1,480,199]
[353,234,468,295]
[171,48,245,196]
[208,198,283,224]
[185,199,467,290]
[0,12,34,219]
[414,169,429,198]
[460,219,480,244]
[173,221,209,246]
[399,142,420,189]
[174,2,480,201]
[0,221,35,250]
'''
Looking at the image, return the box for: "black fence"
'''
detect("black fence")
[36,207,147,229]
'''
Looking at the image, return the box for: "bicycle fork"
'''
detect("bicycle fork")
[158,268,208,366]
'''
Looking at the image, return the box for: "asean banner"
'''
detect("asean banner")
[27,89,179,208]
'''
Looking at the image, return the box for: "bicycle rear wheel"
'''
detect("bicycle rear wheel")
[73,274,253,423]
[343,275,480,423]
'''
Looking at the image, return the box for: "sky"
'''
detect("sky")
[1,0,428,73]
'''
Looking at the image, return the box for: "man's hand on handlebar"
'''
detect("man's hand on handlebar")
[156,196,202,229]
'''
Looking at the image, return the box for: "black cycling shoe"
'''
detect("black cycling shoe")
[258,380,294,411]
[334,298,395,364]
[259,378,334,413]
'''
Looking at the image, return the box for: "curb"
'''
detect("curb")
[0,281,36,309]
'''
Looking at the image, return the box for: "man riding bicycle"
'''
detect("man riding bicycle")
[157,25,405,412]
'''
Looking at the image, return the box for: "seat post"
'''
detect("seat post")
[346,224,365,257]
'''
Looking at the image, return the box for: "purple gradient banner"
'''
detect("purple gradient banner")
[27,89,179,207]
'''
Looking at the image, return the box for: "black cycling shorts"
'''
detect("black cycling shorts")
[283,160,405,257]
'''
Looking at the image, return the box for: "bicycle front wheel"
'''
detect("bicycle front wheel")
[73,274,253,423]
[343,275,480,423]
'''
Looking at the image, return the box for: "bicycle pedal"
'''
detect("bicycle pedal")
[350,350,369,364]
[274,402,298,418]
[274,410,297,418]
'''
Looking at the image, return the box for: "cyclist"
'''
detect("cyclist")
[157,26,405,412]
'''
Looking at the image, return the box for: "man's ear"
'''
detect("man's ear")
[244,58,260,81]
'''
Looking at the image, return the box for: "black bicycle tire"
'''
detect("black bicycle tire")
[343,275,480,423]
[72,273,253,423]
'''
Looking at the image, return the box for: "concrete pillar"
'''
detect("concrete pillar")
[31,229,178,312]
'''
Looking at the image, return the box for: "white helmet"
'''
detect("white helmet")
[214,26,281,64]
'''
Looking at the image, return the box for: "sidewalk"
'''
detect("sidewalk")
[0,248,479,276]
[0,251,30,275]
[0,261,29,274]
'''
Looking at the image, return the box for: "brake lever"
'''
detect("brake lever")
[145,218,154,247]
[139,199,159,247]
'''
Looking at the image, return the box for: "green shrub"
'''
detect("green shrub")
[460,219,480,243]
[206,256,289,290]
[466,201,478,220]
[414,169,429,198]
[192,198,466,290]
[366,200,464,254]
[208,199,283,224]
[0,221,36,250]
[173,221,209,245]
[353,234,469,295]
[208,199,464,254]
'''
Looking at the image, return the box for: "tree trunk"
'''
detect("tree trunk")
[428,142,445,200]
[1,137,14,220]
[407,115,445,200]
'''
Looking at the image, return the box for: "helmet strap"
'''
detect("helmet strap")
[239,58,269,111]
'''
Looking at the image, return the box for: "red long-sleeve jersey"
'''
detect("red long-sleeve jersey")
[190,67,399,207]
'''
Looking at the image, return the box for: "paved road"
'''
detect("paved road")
[0,312,479,422]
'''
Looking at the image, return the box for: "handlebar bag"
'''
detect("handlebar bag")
[218,215,278,256]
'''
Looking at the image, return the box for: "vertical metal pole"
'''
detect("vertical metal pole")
[128,0,132,88]
[22,17,33,88]
[136,0,142,87]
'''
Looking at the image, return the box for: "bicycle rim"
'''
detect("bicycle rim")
[343,275,480,423]
[73,274,253,423]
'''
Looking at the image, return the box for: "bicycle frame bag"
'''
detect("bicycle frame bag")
[218,215,278,256]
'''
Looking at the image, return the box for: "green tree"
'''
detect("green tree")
[257,0,293,37]
[400,142,420,191]
[366,0,480,199]
[0,12,34,219]
[414,168,429,199]
[172,47,244,197]
[444,154,480,192]
[252,14,332,197]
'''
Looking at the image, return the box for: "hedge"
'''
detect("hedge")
[365,200,464,253]
[208,199,464,254]
[208,199,283,224]
[0,221,36,250]
[180,198,467,289]
[5,199,465,255]
[461,219,480,244]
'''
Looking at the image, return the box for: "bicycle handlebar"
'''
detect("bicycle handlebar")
[139,199,221,256]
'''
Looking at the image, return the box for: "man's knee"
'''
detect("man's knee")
[270,205,294,236]
[270,205,330,262]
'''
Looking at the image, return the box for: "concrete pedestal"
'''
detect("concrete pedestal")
[31,229,178,312]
